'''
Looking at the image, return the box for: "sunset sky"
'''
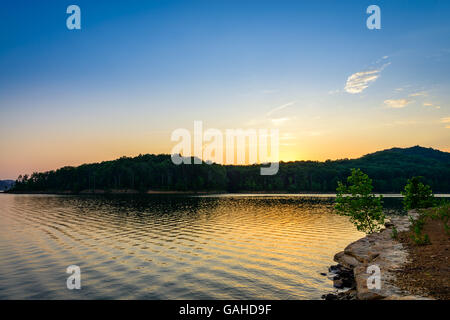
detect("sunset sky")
[1,0,450,179]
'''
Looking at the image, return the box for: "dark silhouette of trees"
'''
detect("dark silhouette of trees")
[10,146,450,193]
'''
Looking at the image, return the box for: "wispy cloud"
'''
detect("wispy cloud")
[384,99,412,108]
[382,120,419,127]
[328,89,340,95]
[410,91,428,97]
[394,84,412,92]
[245,101,295,127]
[279,132,297,146]
[271,117,289,125]
[441,117,450,129]
[345,70,380,94]
[424,102,440,109]
[266,101,295,117]
[344,61,390,94]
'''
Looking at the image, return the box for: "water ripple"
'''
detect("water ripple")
[0,194,367,299]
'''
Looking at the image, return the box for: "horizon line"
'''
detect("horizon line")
[1,145,446,181]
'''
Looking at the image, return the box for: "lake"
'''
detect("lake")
[0,193,406,299]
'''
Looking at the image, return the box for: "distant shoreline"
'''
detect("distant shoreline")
[5,190,450,197]
[9,147,450,196]
[5,189,223,195]
[5,189,333,195]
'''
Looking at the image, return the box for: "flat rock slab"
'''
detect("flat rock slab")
[333,210,429,300]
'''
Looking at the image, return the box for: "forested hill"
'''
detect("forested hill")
[10,146,450,193]
[0,180,15,191]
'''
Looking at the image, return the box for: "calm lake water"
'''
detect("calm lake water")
[0,193,402,299]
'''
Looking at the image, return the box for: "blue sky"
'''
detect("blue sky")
[1,0,450,179]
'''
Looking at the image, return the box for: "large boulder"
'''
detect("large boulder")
[334,251,360,269]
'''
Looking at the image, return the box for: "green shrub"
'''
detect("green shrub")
[435,202,450,235]
[391,225,398,240]
[409,215,431,245]
[401,176,434,210]
[335,168,385,234]
[412,233,430,245]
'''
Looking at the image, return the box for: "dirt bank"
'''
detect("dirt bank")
[323,210,438,300]
[393,213,450,299]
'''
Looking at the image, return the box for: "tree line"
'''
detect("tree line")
[10,146,450,193]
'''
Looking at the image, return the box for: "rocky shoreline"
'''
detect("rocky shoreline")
[322,210,432,300]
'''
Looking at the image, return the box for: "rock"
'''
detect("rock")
[322,289,357,300]
[322,293,338,300]
[320,272,327,276]
[334,251,360,269]
[327,263,355,288]
[383,295,434,300]
[338,289,357,300]
[342,277,355,288]
[333,279,344,289]
[354,265,386,300]
[339,268,353,278]
[344,238,372,262]
[324,211,430,300]
[384,220,394,228]
[328,264,341,273]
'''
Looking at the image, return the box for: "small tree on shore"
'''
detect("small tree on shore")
[335,168,385,234]
[401,176,434,210]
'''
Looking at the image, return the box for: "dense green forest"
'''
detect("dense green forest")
[0,180,15,191]
[10,146,450,193]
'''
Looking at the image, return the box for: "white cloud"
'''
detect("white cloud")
[440,117,450,129]
[328,89,340,95]
[344,60,390,94]
[245,101,295,127]
[384,99,412,108]
[423,102,440,109]
[410,91,428,97]
[345,70,380,94]
[375,56,389,64]
[266,101,295,117]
